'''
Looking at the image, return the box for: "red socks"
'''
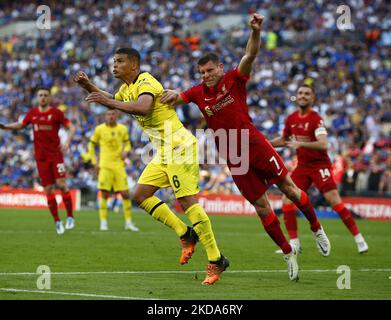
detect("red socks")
[282,204,298,239]
[260,211,292,254]
[293,191,321,232]
[333,203,360,236]
[283,193,359,238]
[62,191,74,218]
[46,194,60,222]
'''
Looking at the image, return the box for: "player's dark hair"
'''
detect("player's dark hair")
[115,47,141,65]
[35,86,51,94]
[198,52,220,66]
[298,83,315,94]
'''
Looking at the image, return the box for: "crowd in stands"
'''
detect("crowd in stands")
[0,0,390,200]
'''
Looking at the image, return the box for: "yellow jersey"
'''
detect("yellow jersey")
[89,123,131,168]
[114,72,195,161]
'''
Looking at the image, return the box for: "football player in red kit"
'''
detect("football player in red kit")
[270,84,368,254]
[0,87,76,234]
[162,14,331,282]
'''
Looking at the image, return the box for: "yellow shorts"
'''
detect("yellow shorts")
[138,140,200,198]
[98,166,129,192]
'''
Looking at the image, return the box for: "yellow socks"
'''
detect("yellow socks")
[140,196,187,237]
[185,203,221,262]
[99,197,108,221]
[123,198,132,223]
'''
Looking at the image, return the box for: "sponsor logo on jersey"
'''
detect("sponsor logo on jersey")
[35,125,53,131]
[216,84,227,100]
[205,106,214,117]
[204,95,234,117]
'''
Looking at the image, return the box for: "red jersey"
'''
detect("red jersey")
[22,107,70,161]
[283,110,331,167]
[181,68,255,132]
[181,68,289,200]
[181,68,265,164]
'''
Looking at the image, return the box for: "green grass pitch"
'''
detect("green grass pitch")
[0,208,390,300]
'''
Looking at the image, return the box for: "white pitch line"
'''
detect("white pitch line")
[0,268,390,276]
[0,288,162,300]
[0,230,343,238]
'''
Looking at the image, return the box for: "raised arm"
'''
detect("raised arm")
[73,71,113,99]
[238,13,264,77]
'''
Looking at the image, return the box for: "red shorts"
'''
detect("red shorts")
[36,159,67,187]
[229,142,288,203]
[291,164,337,194]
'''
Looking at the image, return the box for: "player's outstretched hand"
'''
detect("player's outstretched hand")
[0,123,5,129]
[249,13,264,31]
[86,92,110,106]
[161,89,179,105]
[74,71,91,88]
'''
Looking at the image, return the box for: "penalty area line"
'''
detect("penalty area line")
[0,288,162,300]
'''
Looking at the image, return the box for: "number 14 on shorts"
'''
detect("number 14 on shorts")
[319,168,331,181]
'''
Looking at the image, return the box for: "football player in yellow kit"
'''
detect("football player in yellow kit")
[74,48,228,285]
[89,109,139,232]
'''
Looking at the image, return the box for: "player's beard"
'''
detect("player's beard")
[39,102,49,108]
[298,100,311,110]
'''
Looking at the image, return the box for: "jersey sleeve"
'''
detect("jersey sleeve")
[57,109,70,127]
[22,110,33,126]
[233,67,250,82]
[313,114,328,138]
[282,116,291,139]
[180,86,199,104]
[90,126,100,144]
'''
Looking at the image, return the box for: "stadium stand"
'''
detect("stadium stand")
[0,0,390,204]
